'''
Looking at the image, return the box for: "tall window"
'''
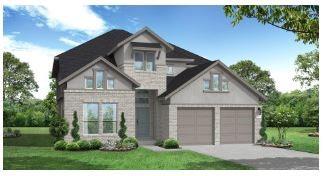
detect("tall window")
[102,103,117,133]
[222,76,229,91]
[146,52,155,71]
[107,79,114,89]
[212,74,220,91]
[134,51,144,70]
[85,77,93,89]
[203,79,210,90]
[167,66,173,75]
[83,103,99,134]
[96,71,104,89]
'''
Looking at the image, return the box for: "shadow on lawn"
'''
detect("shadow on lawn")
[3,134,55,147]
[185,160,252,170]
[4,156,107,170]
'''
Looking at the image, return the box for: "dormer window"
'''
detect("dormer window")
[212,74,220,91]
[107,78,115,89]
[133,50,155,71]
[85,77,93,89]
[221,76,229,91]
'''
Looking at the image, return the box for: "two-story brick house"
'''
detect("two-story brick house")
[52,27,266,145]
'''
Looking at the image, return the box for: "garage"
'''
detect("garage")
[177,108,214,145]
[220,108,254,144]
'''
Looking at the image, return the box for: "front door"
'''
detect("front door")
[136,107,150,138]
[135,90,150,138]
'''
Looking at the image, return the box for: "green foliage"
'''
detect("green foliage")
[122,137,138,148]
[77,140,91,150]
[65,142,80,151]
[259,115,267,141]
[268,105,295,141]
[3,52,39,104]
[54,140,67,150]
[13,130,21,137]
[118,112,127,140]
[223,5,319,44]
[89,139,103,150]
[155,140,164,147]
[42,73,58,126]
[71,111,80,142]
[49,115,69,142]
[229,60,277,97]
[294,49,319,87]
[163,138,180,149]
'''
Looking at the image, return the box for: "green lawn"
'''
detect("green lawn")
[3,127,251,170]
[266,127,319,154]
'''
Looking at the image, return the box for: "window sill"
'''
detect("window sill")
[134,70,157,74]
[203,90,230,93]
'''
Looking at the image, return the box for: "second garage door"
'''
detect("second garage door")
[177,108,214,145]
[220,108,254,144]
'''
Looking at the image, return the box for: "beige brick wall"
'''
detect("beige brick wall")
[166,104,261,145]
[63,89,135,142]
[120,63,167,95]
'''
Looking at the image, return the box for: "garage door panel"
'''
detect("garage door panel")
[220,108,254,144]
[177,108,213,145]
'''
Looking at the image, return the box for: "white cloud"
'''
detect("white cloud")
[128,17,140,26]
[35,22,44,28]
[6,5,108,37]
[59,37,81,46]
[4,35,62,99]
[103,6,120,13]
[12,31,21,35]
[270,68,302,93]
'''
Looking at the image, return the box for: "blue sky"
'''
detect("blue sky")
[3,5,316,99]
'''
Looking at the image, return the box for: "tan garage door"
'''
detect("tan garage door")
[220,108,254,144]
[177,108,214,145]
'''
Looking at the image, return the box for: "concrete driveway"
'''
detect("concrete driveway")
[182,144,318,170]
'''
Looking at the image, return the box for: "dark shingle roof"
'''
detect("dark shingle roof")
[159,61,215,97]
[53,29,210,81]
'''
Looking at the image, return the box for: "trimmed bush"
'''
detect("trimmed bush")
[66,142,80,151]
[89,139,103,150]
[54,140,67,150]
[71,111,80,142]
[163,138,179,149]
[118,112,127,140]
[13,129,21,137]
[49,114,69,142]
[122,137,138,148]
[155,140,164,147]
[77,140,91,150]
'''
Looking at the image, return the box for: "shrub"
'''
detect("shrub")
[49,114,69,142]
[66,142,80,151]
[71,111,80,142]
[118,112,127,140]
[155,140,164,147]
[270,105,295,141]
[54,140,67,150]
[89,139,103,150]
[259,114,267,141]
[122,137,138,148]
[77,140,91,150]
[163,138,179,149]
[7,127,13,133]
[13,129,21,137]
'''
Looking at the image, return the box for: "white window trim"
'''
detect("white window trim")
[84,78,93,89]
[167,66,173,75]
[107,79,115,90]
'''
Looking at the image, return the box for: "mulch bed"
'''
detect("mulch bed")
[261,143,293,149]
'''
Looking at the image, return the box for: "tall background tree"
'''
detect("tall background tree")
[42,73,58,126]
[223,5,319,44]
[3,52,39,104]
[229,60,277,97]
[294,49,319,87]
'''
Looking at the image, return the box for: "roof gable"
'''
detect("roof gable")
[58,56,140,87]
[160,60,266,101]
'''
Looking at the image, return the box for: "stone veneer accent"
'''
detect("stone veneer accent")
[63,89,135,142]
[119,63,167,95]
[166,104,261,145]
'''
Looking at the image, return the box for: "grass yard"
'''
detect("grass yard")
[3,127,251,170]
[266,127,319,154]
